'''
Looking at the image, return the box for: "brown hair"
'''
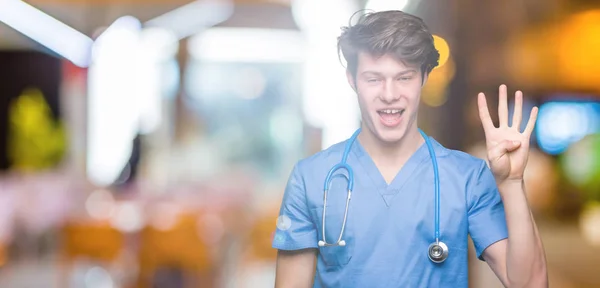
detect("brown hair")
[337,10,440,81]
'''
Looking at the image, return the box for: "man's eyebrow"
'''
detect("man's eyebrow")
[360,69,417,76]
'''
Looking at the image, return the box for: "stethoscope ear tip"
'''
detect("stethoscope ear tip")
[317,240,345,247]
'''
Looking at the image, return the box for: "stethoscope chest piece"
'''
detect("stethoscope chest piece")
[428,241,449,263]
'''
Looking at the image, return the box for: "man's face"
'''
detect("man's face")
[348,52,426,144]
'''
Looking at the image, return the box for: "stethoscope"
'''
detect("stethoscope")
[317,128,449,264]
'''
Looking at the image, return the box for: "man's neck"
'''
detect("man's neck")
[357,124,425,169]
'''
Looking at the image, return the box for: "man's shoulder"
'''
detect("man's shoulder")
[432,140,488,173]
[433,142,497,198]
[295,140,348,172]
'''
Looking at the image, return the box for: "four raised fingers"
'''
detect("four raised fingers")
[478,85,538,138]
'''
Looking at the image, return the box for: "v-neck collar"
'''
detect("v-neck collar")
[351,137,433,207]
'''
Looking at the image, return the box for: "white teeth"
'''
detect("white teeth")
[380,109,402,114]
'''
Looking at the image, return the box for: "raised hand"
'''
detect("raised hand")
[477,84,539,182]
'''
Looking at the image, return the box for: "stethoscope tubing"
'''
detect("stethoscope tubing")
[319,128,446,263]
[419,129,440,242]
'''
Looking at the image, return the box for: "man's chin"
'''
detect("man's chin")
[375,128,407,144]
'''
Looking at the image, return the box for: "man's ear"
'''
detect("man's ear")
[346,70,357,92]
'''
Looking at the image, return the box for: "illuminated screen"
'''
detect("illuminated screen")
[536,99,600,155]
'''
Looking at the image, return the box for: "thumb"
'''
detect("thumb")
[488,140,521,161]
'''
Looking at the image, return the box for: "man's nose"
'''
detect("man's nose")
[381,80,400,103]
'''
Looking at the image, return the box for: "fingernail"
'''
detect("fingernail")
[512,141,520,145]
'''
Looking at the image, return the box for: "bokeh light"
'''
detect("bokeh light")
[276,214,291,231]
[523,148,559,213]
[85,190,116,220]
[561,133,600,200]
[580,202,600,247]
[421,57,455,107]
[536,101,600,155]
[421,35,453,107]
[557,10,600,91]
[365,0,410,12]
[432,35,450,69]
[109,201,144,233]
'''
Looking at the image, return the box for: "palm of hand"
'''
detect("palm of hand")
[477,85,539,182]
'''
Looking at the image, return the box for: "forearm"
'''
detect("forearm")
[275,249,317,288]
[497,179,547,287]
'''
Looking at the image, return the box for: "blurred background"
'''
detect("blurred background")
[0,0,599,287]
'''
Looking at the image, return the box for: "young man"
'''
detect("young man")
[272,10,548,288]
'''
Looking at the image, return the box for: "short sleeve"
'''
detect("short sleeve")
[467,160,508,260]
[272,162,318,251]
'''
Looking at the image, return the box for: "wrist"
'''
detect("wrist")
[496,178,524,187]
[496,178,525,197]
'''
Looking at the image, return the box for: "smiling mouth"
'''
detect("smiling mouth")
[377,109,405,127]
[377,109,405,116]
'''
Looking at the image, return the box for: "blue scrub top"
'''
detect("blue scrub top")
[272,134,508,288]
